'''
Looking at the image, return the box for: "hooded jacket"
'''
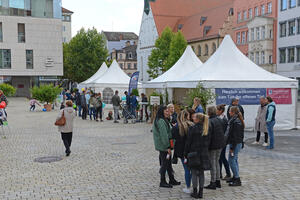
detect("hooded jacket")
[57,107,76,133]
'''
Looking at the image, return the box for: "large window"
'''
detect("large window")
[280,22,287,37]
[251,28,254,41]
[250,52,254,61]
[256,27,260,40]
[0,23,2,42]
[238,12,241,21]
[249,8,253,19]
[289,19,296,35]
[289,0,296,8]
[281,0,287,10]
[288,47,295,63]
[267,2,272,13]
[261,26,265,39]
[242,32,246,44]
[26,50,33,69]
[255,52,260,64]
[297,18,300,34]
[255,7,259,16]
[261,51,265,64]
[128,63,131,69]
[279,48,286,63]
[243,11,247,20]
[237,32,241,44]
[0,49,11,69]
[269,55,273,64]
[297,47,300,62]
[261,5,265,15]
[18,23,25,43]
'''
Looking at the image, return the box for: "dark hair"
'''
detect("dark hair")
[154,106,169,129]
[217,104,226,113]
[187,108,195,116]
[124,91,128,95]
[207,106,217,116]
[266,96,273,103]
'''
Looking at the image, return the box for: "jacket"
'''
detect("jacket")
[218,113,228,134]
[227,115,244,150]
[75,92,81,105]
[227,104,244,120]
[80,94,87,107]
[184,123,211,170]
[195,105,204,113]
[95,96,102,108]
[153,119,171,151]
[130,95,138,108]
[266,102,276,122]
[89,97,97,108]
[172,125,188,159]
[57,107,76,133]
[170,112,177,125]
[209,115,225,150]
[111,95,121,106]
[255,104,268,132]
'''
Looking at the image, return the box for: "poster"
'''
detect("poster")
[266,88,292,104]
[128,71,139,94]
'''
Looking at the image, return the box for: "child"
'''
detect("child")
[29,99,41,111]
[106,111,113,120]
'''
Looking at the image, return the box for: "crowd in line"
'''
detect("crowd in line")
[152,96,276,199]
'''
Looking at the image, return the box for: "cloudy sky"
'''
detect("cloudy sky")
[62,0,144,36]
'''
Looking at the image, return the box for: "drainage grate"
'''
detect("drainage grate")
[34,156,63,163]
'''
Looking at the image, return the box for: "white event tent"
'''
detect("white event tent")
[167,35,298,130]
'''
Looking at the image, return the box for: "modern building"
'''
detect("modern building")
[233,0,277,72]
[277,0,300,79]
[62,7,73,43]
[0,0,63,97]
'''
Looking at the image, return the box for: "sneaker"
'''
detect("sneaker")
[183,187,191,194]
[262,142,268,147]
[252,141,259,145]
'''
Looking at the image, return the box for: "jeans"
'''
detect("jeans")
[219,146,231,177]
[191,169,204,189]
[30,105,35,111]
[78,105,82,117]
[266,121,275,148]
[228,143,242,178]
[61,132,72,154]
[95,106,103,120]
[113,106,119,122]
[209,149,222,182]
[256,131,268,143]
[159,151,174,182]
[131,106,137,118]
[181,158,192,188]
[89,107,96,120]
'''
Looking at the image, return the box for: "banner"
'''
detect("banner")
[129,71,139,94]
[216,88,266,105]
[267,88,292,104]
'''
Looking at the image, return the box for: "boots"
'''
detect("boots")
[169,179,181,186]
[198,187,203,199]
[191,188,199,199]
[216,180,221,188]
[160,177,172,188]
[229,177,242,187]
[204,182,216,190]
[226,177,235,183]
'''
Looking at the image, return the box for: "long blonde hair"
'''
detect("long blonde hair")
[192,97,201,110]
[230,106,245,128]
[194,113,209,136]
[177,110,194,136]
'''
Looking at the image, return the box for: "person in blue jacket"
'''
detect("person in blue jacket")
[192,97,204,113]
[130,93,138,118]
[266,96,276,149]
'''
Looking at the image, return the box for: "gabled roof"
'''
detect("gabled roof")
[103,31,138,41]
[62,7,74,14]
[81,62,108,85]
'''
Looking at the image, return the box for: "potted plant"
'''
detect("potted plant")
[31,84,62,111]
[0,83,16,97]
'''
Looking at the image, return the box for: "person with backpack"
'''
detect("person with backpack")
[95,93,103,122]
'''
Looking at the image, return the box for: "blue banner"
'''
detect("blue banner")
[129,71,139,94]
[215,88,266,105]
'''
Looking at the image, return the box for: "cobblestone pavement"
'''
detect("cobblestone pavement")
[0,98,299,200]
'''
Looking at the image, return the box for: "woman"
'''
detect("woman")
[192,97,204,114]
[216,104,231,181]
[95,93,103,122]
[89,93,97,121]
[167,104,177,125]
[187,108,196,122]
[184,113,210,199]
[227,106,244,186]
[172,110,194,194]
[57,100,76,156]
[153,106,180,188]
[253,96,268,146]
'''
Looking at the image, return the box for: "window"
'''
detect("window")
[280,22,287,37]
[238,12,241,21]
[205,44,209,55]
[289,0,296,8]
[249,8,253,19]
[281,0,287,10]
[212,43,216,53]
[237,32,241,44]
[267,2,272,13]
[289,19,296,35]
[297,18,300,34]
[128,52,132,59]
[255,52,260,64]
[18,23,25,43]
[0,23,2,42]
[243,11,247,20]
[63,26,66,32]
[251,28,254,41]
[269,29,273,39]
[242,32,246,44]
[256,27,260,40]
[261,51,265,64]
[128,63,131,69]
[0,49,11,69]
[262,26,265,39]
[134,63,137,69]
[66,16,71,21]
[120,63,123,69]
[288,47,295,63]
[255,7,259,16]
[119,54,123,59]
[63,37,66,43]
[261,5,265,15]
[269,55,273,64]
[250,52,254,61]
[279,48,286,63]
[26,50,33,69]
[296,47,300,62]
[198,45,201,56]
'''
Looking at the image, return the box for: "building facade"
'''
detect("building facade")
[0,0,63,97]
[277,0,300,78]
[62,7,73,43]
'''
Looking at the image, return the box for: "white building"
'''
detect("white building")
[277,0,300,79]
[0,0,63,97]
[62,7,73,43]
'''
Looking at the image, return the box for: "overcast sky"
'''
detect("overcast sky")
[62,0,144,36]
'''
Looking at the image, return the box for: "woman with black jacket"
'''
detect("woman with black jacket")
[227,106,245,187]
[184,113,210,199]
[172,110,194,194]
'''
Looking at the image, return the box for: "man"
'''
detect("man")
[80,90,88,120]
[253,96,268,146]
[227,98,244,120]
[111,90,121,123]
[266,96,276,149]
[75,90,82,117]
[130,93,138,119]
[140,93,149,122]
[85,91,91,119]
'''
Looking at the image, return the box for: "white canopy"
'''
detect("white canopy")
[80,62,108,85]
[168,35,297,88]
[144,45,203,88]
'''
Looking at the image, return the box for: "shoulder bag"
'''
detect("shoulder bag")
[55,110,66,126]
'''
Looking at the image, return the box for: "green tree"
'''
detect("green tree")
[0,83,16,97]
[147,27,174,78]
[167,31,187,67]
[31,84,62,104]
[63,28,108,82]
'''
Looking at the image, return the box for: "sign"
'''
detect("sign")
[267,88,292,104]
[216,88,266,105]
[45,58,54,67]
[129,71,139,94]
[150,96,160,105]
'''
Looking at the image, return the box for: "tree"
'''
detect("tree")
[63,28,109,83]
[0,83,16,97]
[167,31,187,68]
[31,84,62,104]
[147,27,174,79]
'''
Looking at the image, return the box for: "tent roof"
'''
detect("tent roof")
[91,60,130,85]
[168,35,297,88]
[81,62,108,84]
[144,45,203,88]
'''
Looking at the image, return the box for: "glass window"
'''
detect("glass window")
[269,55,273,64]
[281,0,287,10]
[279,48,286,63]
[237,32,241,44]
[251,28,254,41]
[256,27,260,40]
[269,29,273,39]
[262,26,265,39]
[249,8,253,19]
[198,45,201,56]
[255,52,260,64]
[9,0,25,9]
[288,47,295,63]
[255,7,259,16]
[297,47,300,62]
[26,50,33,69]
[119,54,123,59]
[0,49,11,69]
[268,2,272,13]
[134,63,137,69]
[18,23,25,43]
[297,18,300,34]
[120,63,123,68]
[290,0,296,8]
[289,19,296,35]
[0,23,2,42]
[212,43,216,53]
[250,52,254,61]
[242,32,246,44]
[128,63,131,69]
[205,44,209,55]
[238,12,241,21]
[30,0,61,19]
[261,51,265,64]
[243,11,247,20]
[261,5,265,15]
[280,22,287,37]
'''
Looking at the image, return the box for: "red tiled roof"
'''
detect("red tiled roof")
[62,7,74,14]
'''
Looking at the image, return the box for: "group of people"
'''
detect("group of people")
[152,96,276,199]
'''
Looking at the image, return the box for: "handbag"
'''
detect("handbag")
[55,110,66,126]
[187,152,201,168]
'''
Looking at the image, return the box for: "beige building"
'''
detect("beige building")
[248,16,276,72]
[62,7,73,43]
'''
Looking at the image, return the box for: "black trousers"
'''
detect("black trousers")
[256,131,268,143]
[82,106,88,120]
[61,132,72,153]
[95,106,103,120]
[159,151,174,182]
[30,105,35,111]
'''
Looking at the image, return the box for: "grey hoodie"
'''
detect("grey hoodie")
[57,107,76,133]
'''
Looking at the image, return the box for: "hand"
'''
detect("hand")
[167,149,171,154]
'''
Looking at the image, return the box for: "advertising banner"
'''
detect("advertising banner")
[266,88,292,104]
[128,71,139,94]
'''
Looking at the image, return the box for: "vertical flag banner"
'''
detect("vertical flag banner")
[129,71,139,94]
